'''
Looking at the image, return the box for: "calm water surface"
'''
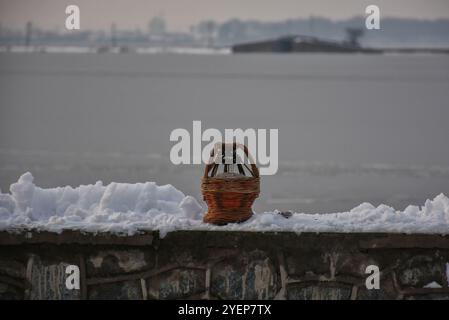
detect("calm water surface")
[1,52,449,212]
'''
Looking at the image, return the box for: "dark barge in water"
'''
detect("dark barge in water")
[232,35,382,54]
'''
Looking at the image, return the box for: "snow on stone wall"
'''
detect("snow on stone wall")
[1,172,449,237]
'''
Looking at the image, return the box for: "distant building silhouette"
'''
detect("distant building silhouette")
[148,16,166,36]
[25,22,32,47]
[345,28,364,47]
[111,23,117,47]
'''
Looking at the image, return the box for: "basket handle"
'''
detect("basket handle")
[203,142,259,178]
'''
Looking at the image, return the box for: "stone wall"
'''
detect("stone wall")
[0,231,449,300]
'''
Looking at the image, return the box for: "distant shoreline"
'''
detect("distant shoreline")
[1,45,449,55]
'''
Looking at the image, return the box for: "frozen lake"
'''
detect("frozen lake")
[1,52,449,212]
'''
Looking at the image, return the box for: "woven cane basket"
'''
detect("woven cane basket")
[202,143,260,225]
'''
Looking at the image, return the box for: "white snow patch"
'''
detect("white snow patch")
[0,172,203,238]
[1,172,449,238]
[423,281,443,289]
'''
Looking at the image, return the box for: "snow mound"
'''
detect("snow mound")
[0,172,203,237]
[0,172,449,237]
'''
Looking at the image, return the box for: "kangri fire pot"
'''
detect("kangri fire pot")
[202,142,260,225]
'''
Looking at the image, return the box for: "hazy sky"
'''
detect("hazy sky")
[1,0,449,31]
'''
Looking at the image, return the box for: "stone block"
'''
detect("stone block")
[88,280,142,300]
[398,254,446,288]
[211,250,280,300]
[148,268,205,299]
[285,251,330,279]
[336,252,378,279]
[287,283,352,300]
[87,249,153,277]
[29,256,80,300]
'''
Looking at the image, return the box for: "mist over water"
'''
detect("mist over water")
[1,52,448,213]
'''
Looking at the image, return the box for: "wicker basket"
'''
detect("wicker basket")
[202,143,260,225]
